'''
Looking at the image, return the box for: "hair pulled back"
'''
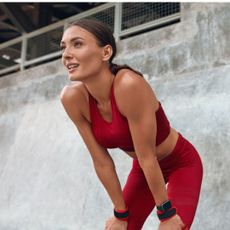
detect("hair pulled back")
[67,18,143,77]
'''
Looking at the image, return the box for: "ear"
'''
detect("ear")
[102,45,113,62]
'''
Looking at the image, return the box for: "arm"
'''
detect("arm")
[60,86,126,210]
[115,72,168,206]
[115,71,185,229]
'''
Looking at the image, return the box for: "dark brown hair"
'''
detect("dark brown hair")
[67,18,143,76]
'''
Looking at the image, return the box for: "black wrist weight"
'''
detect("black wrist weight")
[114,208,129,220]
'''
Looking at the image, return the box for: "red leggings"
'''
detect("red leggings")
[123,133,203,230]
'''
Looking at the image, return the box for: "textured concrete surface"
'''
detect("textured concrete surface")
[0,3,230,229]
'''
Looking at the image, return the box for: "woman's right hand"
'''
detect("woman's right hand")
[105,217,128,230]
[158,214,186,230]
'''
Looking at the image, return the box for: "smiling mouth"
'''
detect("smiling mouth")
[66,63,79,71]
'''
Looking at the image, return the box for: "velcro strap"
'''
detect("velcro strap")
[157,207,177,221]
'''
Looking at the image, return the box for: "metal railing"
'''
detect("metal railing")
[0,3,180,76]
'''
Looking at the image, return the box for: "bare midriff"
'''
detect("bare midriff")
[125,128,179,161]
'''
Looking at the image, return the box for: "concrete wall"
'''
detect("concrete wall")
[0,3,229,229]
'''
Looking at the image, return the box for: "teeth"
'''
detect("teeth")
[67,64,79,69]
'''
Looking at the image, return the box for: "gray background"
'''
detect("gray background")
[0,3,229,229]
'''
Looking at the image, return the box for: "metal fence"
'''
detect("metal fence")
[0,2,180,77]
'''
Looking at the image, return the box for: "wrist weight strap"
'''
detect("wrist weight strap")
[114,207,129,221]
[157,207,177,222]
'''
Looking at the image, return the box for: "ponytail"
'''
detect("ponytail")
[109,63,143,77]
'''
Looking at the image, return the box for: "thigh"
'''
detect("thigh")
[167,142,203,229]
[123,159,155,230]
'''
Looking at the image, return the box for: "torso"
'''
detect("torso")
[65,76,179,161]
[125,128,179,160]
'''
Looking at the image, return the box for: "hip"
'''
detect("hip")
[158,133,203,175]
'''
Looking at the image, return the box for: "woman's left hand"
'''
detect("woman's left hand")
[158,214,186,230]
[105,217,128,230]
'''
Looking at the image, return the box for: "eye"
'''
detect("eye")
[60,45,65,51]
[74,41,82,48]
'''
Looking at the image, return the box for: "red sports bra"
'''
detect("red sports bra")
[89,82,170,151]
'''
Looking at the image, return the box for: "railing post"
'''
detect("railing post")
[64,21,68,30]
[20,34,27,71]
[114,3,122,41]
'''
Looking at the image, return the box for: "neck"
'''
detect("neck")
[84,68,114,105]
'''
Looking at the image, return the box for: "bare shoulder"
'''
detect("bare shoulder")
[60,81,87,103]
[60,82,89,124]
[114,69,158,111]
[115,69,155,95]
[115,69,144,86]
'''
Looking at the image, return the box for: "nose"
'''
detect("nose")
[62,46,73,60]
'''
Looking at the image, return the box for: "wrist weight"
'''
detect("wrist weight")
[114,207,129,221]
[156,200,177,222]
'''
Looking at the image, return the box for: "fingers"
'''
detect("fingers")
[104,217,128,230]
[157,214,187,230]
[104,217,117,230]
[176,214,187,229]
[105,217,114,230]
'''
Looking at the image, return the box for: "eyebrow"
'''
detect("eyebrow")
[60,37,84,46]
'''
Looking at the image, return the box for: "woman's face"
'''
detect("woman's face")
[60,26,107,81]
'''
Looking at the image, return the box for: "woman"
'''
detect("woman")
[60,19,203,230]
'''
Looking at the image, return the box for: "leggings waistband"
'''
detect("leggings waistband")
[159,133,186,164]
